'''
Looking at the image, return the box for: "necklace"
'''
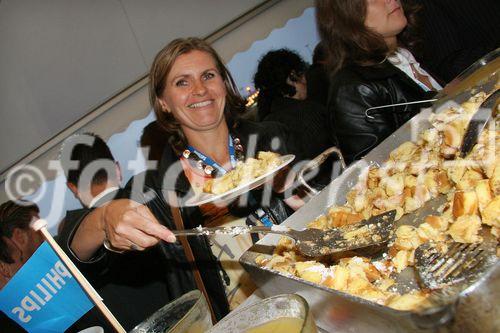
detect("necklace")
[182,135,244,178]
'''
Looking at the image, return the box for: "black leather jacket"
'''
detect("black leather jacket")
[129,119,294,321]
[327,61,437,164]
[263,96,333,162]
[57,189,193,331]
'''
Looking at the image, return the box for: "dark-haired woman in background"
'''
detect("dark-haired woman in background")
[254,48,335,163]
[316,0,442,164]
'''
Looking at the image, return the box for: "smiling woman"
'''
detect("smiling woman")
[149,38,246,156]
[66,37,298,322]
[158,50,229,159]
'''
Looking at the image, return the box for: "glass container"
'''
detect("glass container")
[130,290,212,333]
[207,293,317,333]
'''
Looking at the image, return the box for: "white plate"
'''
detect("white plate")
[184,154,295,207]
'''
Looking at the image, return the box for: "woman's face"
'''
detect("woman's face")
[159,50,227,133]
[364,0,407,42]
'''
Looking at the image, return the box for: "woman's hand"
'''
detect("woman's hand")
[71,199,176,261]
[101,199,176,251]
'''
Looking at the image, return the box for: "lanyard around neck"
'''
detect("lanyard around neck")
[187,135,237,175]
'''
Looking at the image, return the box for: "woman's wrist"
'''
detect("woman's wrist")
[70,207,108,261]
[95,204,108,236]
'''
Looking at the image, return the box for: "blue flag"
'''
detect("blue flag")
[0,242,94,332]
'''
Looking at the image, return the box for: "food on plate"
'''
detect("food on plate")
[203,151,282,194]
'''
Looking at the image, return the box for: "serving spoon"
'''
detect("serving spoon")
[172,210,396,257]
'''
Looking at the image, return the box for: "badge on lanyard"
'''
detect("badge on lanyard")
[187,135,237,175]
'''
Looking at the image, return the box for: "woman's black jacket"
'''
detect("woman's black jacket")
[130,119,293,321]
[327,60,437,164]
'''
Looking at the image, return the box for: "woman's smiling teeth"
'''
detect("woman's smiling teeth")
[189,100,213,108]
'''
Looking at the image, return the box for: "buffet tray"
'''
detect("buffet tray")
[240,53,500,332]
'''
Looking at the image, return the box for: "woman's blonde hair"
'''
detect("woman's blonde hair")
[149,37,245,154]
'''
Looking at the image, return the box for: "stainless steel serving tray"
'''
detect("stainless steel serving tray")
[241,53,500,333]
[434,47,500,103]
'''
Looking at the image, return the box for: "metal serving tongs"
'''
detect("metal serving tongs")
[409,237,498,329]
[414,240,497,290]
[459,88,500,157]
[297,146,347,195]
[395,193,497,290]
[172,210,396,257]
[364,99,438,121]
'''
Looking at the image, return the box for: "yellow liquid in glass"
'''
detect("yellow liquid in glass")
[244,317,304,333]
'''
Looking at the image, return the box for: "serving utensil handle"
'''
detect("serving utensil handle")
[171,225,290,237]
[459,89,499,157]
[365,98,438,120]
[297,146,346,196]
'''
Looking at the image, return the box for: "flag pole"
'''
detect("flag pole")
[32,219,126,333]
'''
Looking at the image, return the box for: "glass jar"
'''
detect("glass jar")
[130,290,212,333]
[207,293,317,333]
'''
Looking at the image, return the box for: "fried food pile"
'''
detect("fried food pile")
[256,91,500,311]
[203,151,282,194]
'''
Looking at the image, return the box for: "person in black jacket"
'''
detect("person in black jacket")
[253,48,334,163]
[57,133,189,331]
[67,38,297,321]
[316,0,442,164]
[306,41,330,107]
[417,0,500,83]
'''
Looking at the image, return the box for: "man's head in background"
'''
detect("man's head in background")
[0,200,42,289]
[60,133,121,208]
[140,121,170,163]
[312,41,328,65]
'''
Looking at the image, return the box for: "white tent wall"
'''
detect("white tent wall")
[0,0,266,175]
[0,0,316,233]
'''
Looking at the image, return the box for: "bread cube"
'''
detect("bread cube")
[452,191,478,218]
[481,196,500,228]
[448,215,482,243]
[387,292,430,311]
[475,179,493,213]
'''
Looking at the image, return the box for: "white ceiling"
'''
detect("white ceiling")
[0,0,264,173]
